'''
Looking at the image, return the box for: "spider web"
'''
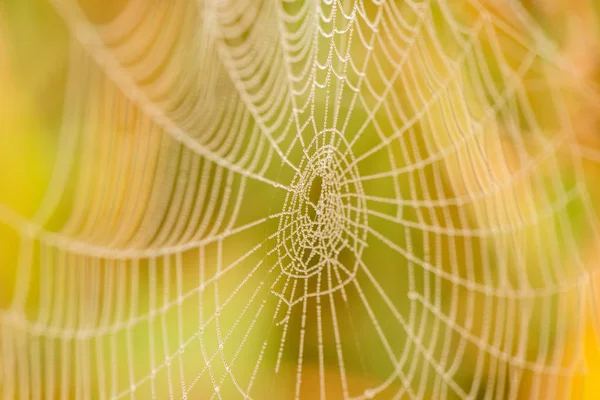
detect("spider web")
[2,0,600,398]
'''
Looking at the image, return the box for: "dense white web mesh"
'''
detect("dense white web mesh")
[2,0,600,398]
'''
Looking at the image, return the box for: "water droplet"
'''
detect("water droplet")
[219,343,224,350]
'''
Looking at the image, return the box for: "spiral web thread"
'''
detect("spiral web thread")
[2,0,600,398]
